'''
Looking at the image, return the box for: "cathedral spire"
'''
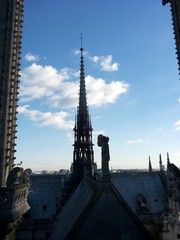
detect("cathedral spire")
[72,36,94,184]
[167,152,170,169]
[80,32,83,50]
[79,34,87,114]
[159,154,163,171]
[148,156,153,172]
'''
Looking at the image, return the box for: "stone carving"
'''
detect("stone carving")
[137,193,149,213]
[0,188,7,208]
[97,134,110,181]
[6,167,32,188]
[6,167,23,188]
[168,163,180,201]
[21,168,32,185]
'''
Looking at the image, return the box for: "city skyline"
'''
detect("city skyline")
[16,1,180,171]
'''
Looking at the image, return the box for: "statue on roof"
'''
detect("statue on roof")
[21,168,32,185]
[6,167,32,188]
[6,167,23,188]
[97,134,110,181]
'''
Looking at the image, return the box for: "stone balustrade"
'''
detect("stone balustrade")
[0,167,32,223]
[0,183,30,223]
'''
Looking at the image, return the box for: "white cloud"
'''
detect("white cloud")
[175,120,180,125]
[92,56,99,63]
[86,75,129,106]
[24,52,39,62]
[18,105,74,129]
[73,49,88,56]
[175,127,180,131]
[20,63,79,108]
[19,52,129,130]
[20,63,128,108]
[125,139,143,145]
[91,55,119,72]
[174,120,180,131]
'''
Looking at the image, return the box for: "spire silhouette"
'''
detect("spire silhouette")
[148,156,153,172]
[167,152,170,169]
[80,32,83,50]
[72,37,94,184]
[159,154,163,171]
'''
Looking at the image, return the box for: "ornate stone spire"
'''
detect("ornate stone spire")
[167,152,170,169]
[72,35,94,183]
[159,154,163,171]
[148,156,153,172]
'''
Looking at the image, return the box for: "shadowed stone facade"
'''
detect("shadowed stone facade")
[0,1,31,239]
[163,0,180,74]
[0,0,23,188]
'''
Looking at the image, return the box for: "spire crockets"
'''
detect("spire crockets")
[72,35,94,183]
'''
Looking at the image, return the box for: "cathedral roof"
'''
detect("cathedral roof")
[28,174,64,219]
[112,171,167,214]
[51,177,97,239]
[52,177,153,240]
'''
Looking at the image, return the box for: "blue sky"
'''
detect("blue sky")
[16,0,180,171]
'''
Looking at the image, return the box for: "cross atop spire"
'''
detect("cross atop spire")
[80,33,83,51]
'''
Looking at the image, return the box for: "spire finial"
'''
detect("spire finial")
[80,33,83,51]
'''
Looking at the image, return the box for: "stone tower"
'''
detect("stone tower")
[72,39,94,184]
[0,2,31,239]
[0,0,23,187]
[163,0,180,73]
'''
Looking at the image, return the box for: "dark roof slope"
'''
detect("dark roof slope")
[112,171,167,214]
[28,174,64,219]
[51,177,98,240]
[52,177,153,240]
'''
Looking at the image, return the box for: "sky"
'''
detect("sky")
[15,0,180,172]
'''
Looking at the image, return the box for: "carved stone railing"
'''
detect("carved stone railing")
[0,167,32,223]
[0,183,30,223]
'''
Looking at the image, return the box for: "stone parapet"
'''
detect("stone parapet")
[0,183,30,223]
